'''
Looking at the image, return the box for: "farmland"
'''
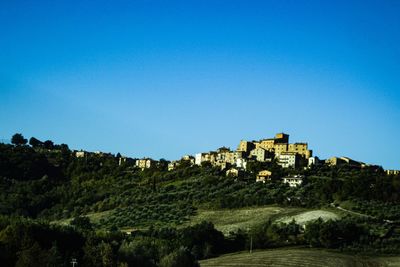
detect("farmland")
[53,205,342,234]
[186,206,340,234]
[200,248,400,267]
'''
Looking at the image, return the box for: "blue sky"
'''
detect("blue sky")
[1,0,399,169]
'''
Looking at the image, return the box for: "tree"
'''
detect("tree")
[15,242,48,267]
[47,242,63,267]
[29,137,42,148]
[43,140,54,149]
[158,159,169,171]
[100,241,115,267]
[159,247,199,267]
[11,133,27,146]
[71,216,93,232]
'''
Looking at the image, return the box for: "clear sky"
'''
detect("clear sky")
[1,0,399,169]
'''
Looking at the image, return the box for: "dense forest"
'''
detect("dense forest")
[1,134,400,266]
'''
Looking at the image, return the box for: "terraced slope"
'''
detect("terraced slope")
[187,206,341,234]
[200,248,400,267]
[186,206,306,234]
[276,210,339,225]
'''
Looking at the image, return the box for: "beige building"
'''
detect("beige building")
[118,157,133,166]
[249,147,267,162]
[282,175,304,187]
[277,152,297,168]
[168,155,196,171]
[274,143,288,155]
[237,140,255,155]
[182,155,195,165]
[75,151,85,158]
[135,158,155,170]
[288,143,312,159]
[226,168,240,177]
[386,170,400,176]
[168,161,179,171]
[326,157,362,168]
[256,170,272,183]
[275,133,289,143]
[258,139,275,151]
[236,158,247,169]
[308,156,320,167]
[195,153,211,165]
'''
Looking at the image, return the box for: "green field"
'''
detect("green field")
[53,205,342,234]
[276,210,340,225]
[200,248,400,267]
[52,210,113,226]
[186,206,340,234]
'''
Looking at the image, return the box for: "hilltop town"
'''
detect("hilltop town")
[73,132,399,186]
[1,132,400,267]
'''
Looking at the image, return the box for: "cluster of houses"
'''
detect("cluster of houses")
[73,132,399,188]
[194,133,313,170]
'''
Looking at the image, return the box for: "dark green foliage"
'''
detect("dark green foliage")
[304,217,366,249]
[0,136,400,266]
[180,221,225,259]
[71,216,93,232]
[11,133,27,146]
[0,217,85,267]
[43,140,55,150]
[159,247,199,267]
[29,137,43,148]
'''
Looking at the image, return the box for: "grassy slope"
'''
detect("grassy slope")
[51,210,113,225]
[200,248,400,267]
[276,210,340,225]
[52,205,342,234]
[184,206,340,235]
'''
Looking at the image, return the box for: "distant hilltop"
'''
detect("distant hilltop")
[166,132,392,174]
[72,132,396,175]
[3,132,398,175]
[194,132,312,170]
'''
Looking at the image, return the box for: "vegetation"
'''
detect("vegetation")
[0,133,399,266]
[199,248,400,267]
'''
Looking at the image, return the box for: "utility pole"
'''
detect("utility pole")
[247,227,253,254]
[71,258,78,267]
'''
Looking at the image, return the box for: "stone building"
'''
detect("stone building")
[256,170,272,183]
[277,152,297,168]
[249,147,267,162]
[282,175,304,187]
[135,158,155,170]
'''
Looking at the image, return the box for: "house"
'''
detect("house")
[325,157,362,168]
[386,170,400,176]
[277,152,297,168]
[195,153,208,165]
[237,140,255,155]
[236,158,247,170]
[226,168,240,177]
[135,158,155,170]
[168,161,180,171]
[282,175,304,187]
[308,156,321,167]
[287,143,312,159]
[249,147,267,162]
[181,155,195,165]
[118,156,134,166]
[256,170,272,183]
[75,151,85,158]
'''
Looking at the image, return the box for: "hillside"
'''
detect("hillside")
[200,248,400,267]
[186,206,340,234]
[1,141,400,266]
